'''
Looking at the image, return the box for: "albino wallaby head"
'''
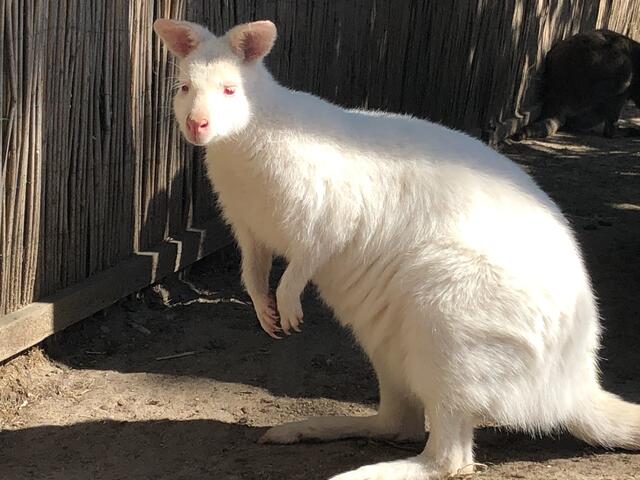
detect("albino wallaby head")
[154,19,277,146]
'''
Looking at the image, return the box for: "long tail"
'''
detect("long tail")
[568,388,640,450]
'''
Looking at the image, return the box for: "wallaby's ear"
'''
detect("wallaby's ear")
[154,19,212,58]
[226,21,277,63]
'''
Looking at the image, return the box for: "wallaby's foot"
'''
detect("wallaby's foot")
[328,455,474,480]
[330,411,475,480]
[602,122,640,138]
[616,126,640,138]
[512,116,564,141]
[510,131,526,142]
[259,415,425,444]
[602,119,619,138]
[511,126,547,142]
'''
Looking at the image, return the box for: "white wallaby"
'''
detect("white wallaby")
[154,18,640,479]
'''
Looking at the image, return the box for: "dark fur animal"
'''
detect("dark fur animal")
[514,30,640,140]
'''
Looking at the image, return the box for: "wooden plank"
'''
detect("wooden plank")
[0,219,232,362]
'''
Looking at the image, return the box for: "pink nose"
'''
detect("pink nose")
[186,116,209,137]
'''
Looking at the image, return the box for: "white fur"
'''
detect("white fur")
[155,19,640,479]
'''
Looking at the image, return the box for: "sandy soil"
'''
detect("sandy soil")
[1,107,639,480]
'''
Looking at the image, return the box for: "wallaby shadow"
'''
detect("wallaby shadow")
[0,419,614,480]
[42,250,379,405]
[0,418,409,480]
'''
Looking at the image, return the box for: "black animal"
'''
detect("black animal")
[514,30,640,140]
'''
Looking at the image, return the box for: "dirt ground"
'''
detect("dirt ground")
[1,106,640,480]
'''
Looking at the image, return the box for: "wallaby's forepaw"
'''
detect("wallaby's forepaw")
[252,293,282,339]
[275,288,303,335]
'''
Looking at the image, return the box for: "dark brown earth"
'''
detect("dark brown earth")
[1,105,639,480]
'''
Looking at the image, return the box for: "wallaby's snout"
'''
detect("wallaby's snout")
[186,114,210,141]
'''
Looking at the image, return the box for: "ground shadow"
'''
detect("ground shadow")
[0,419,614,480]
[42,251,378,405]
[0,419,400,480]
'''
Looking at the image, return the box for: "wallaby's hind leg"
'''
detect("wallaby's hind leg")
[601,95,629,138]
[599,95,640,138]
[629,97,640,136]
[259,354,425,444]
[329,409,475,480]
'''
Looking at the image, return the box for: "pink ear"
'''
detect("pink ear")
[226,21,277,63]
[154,19,212,58]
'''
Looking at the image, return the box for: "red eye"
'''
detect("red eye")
[181,84,189,93]
[223,86,236,96]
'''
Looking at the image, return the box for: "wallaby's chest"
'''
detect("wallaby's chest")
[204,148,291,255]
